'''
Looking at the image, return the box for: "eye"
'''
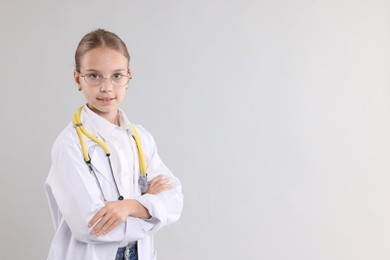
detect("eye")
[112,73,123,79]
[86,73,101,80]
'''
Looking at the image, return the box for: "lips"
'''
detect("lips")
[97,97,116,101]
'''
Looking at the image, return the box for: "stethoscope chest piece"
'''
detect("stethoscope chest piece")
[138,174,148,194]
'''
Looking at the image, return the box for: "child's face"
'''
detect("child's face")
[74,47,130,117]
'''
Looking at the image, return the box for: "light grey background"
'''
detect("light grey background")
[1,0,390,259]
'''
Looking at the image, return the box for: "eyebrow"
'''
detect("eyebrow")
[83,69,127,73]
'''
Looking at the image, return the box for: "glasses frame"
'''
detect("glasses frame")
[77,71,132,87]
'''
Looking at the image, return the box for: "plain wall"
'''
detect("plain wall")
[1,0,390,259]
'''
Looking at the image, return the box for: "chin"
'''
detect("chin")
[100,106,118,112]
[89,104,117,114]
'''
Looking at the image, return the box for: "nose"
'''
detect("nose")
[99,78,113,92]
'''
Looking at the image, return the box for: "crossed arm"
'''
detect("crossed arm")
[88,175,171,237]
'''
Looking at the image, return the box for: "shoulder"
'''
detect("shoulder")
[51,122,80,159]
[130,123,156,144]
[129,123,160,158]
[131,123,152,137]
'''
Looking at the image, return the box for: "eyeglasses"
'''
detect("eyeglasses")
[78,71,132,87]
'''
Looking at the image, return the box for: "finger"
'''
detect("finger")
[149,175,164,186]
[98,216,118,236]
[152,184,172,194]
[89,207,108,227]
[153,179,171,190]
[102,219,122,235]
[150,177,171,188]
[160,184,173,191]
[92,213,112,235]
[155,178,171,185]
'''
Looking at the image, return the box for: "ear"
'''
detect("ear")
[128,68,132,79]
[74,70,82,90]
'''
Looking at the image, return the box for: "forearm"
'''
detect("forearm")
[125,199,151,219]
[136,176,183,231]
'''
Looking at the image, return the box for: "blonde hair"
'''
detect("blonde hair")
[75,29,130,71]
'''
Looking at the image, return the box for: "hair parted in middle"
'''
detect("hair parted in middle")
[75,29,130,72]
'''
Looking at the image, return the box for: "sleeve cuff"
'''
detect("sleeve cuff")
[122,217,148,243]
[136,193,168,225]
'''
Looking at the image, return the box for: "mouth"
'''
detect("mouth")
[96,97,116,105]
[97,97,116,101]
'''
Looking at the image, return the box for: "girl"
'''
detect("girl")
[45,29,183,260]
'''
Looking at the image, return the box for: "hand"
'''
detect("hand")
[145,175,172,195]
[88,200,131,237]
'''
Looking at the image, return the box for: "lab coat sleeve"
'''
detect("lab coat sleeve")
[135,125,184,233]
[46,131,152,245]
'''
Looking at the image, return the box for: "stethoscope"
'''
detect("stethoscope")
[73,106,149,201]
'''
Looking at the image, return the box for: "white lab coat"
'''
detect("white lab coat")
[45,108,183,260]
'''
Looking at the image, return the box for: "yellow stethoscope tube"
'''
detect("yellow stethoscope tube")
[73,106,148,199]
[73,107,110,161]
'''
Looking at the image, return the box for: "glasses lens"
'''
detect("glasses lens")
[80,73,130,86]
[84,73,102,86]
[111,75,130,87]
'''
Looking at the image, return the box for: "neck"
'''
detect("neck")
[105,112,120,126]
[87,104,120,126]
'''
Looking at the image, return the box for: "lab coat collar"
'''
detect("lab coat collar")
[83,104,132,141]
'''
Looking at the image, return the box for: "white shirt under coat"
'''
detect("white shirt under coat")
[45,105,183,260]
